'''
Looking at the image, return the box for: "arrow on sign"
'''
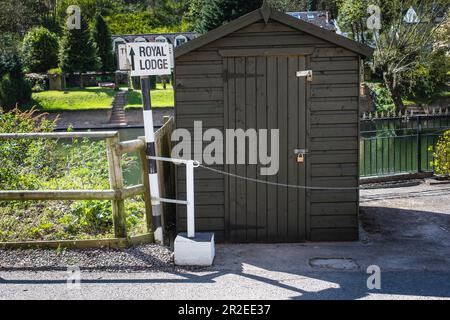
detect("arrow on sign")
[129,47,136,71]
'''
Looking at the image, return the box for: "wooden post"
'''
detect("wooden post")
[139,136,154,234]
[106,135,127,238]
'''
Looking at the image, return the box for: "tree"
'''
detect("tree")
[196,0,264,33]
[337,0,370,43]
[0,0,49,36]
[0,53,31,111]
[266,0,307,12]
[91,14,115,72]
[55,0,120,26]
[59,12,99,76]
[337,0,401,44]
[372,1,448,109]
[21,27,59,73]
[307,0,317,11]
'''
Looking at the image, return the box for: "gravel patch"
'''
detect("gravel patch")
[0,244,205,273]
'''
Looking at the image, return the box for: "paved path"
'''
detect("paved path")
[1,182,449,300]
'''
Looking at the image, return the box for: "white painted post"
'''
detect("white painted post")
[141,77,163,244]
[186,160,195,238]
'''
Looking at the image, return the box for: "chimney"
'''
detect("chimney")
[325,11,330,24]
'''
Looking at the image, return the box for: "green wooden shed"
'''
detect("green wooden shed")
[173,4,373,243]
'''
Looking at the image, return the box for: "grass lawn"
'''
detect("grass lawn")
[366,79,450,109]
[125,83,174,109]
[25,87,116,111]
[404,86,450,106]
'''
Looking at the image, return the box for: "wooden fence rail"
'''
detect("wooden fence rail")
[0,131,152,241]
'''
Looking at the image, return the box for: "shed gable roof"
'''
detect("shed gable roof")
[175,6,374,58]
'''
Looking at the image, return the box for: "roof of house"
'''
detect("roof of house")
[112,32,197,43]
[287,11,336,31]
[175,4,373,58]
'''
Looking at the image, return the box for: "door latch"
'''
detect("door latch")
[294,149,308,163]
[296,70,313,82]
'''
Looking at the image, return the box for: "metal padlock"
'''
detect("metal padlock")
[294,149,308,164]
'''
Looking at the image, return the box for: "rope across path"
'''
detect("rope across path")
[198,164,361,191]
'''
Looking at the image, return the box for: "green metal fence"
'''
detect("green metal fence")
[360,114,450,177]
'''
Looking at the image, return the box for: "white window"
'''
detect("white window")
[134,37,147,43]
[155,36,167,43]
[174,35,188,47]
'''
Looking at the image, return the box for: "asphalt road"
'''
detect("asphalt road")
[1,269,449,300]
[1,182,449,300]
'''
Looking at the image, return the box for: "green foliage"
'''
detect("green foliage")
[0,0,51,35]
[337,0,401,43]
[0,32,22,56]
[0,75,32,111]
[25,73,48,92]
[54,0,121,26]
[0,108,146,241]
[48,68,63,75]
[0,108,57,191]
[196,0,263,33]
[372,0,449,109]
[0,53,32,111]
[106,11,179,34]
[91,14,115,72]
[404,49,450,102]
[431,130,450,176]
[59,12,100,73]
[21,27,59,73]
[367,82,395,112]
[105,5,192,35]
[306,0,317,10]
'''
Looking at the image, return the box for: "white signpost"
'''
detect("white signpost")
[126,42,172,76]
[125,42,174,244]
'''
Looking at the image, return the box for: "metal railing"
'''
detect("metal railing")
[360,114,450,177]
[148,156,199,238]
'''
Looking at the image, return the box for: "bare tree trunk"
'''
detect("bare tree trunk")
[384,72,404,110]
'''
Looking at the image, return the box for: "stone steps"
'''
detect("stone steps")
[110,91,128,125]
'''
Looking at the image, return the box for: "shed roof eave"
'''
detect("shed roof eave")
[175,7,374,59]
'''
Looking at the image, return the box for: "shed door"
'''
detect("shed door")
[224,55,307,243]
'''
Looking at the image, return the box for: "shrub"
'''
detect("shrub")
[25,73,48,92]
[431,130,450,176]
[0,74,32,111]
[0,108,57,191]
[407,50,450,101]
[0,53,32,110]
[21,27,59,73]
[47,68,63,75]
[367,82,395,112]
[0,108,146,241]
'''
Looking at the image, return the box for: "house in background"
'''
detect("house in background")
[111,32,197,54]
[287,11,336,31]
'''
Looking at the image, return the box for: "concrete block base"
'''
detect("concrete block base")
[174,232,215,266]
